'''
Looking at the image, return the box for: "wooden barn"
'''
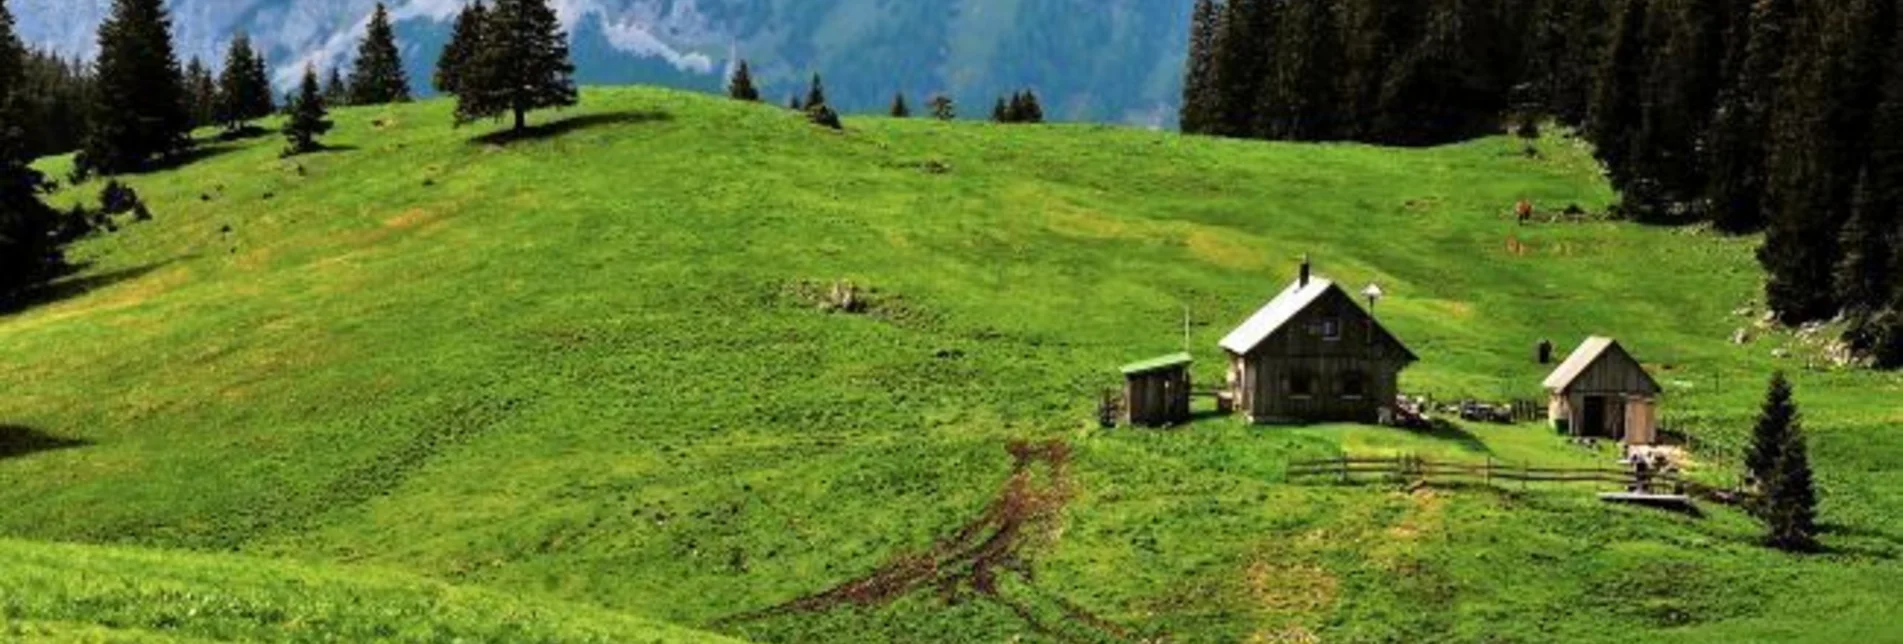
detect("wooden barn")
[1219,265,1417,424]
[1121,353,1193,427]
[1543,337,1662,444]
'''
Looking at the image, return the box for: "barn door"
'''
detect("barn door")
[1582,396,1607,437]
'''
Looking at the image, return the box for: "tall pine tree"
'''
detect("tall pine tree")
[77,0,191,175]
[455,0,577,133]
[216,33,273,132]
[434,0,486,96]
[183,56,216,129]
[1751,372,1817,551]
[282,64,332,156]
[1589,0,1652,197]
[728,60,760,101]
[1706,0,1795,233]
[348,2,411,105]
[1,0,66,305]
[890,92,910,118]
[1180,0,1222,135]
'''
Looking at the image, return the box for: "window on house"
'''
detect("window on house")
[1341,371,1367,399]
[1289,372,1315,398]
[1321,318,1342,341]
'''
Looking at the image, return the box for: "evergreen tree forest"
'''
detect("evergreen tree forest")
[1183,0,1903,368]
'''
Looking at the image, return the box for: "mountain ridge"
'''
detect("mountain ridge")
[8,0,1191,125]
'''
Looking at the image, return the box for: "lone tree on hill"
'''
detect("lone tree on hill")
[890,92,910,118]
[77,0,192,176]
[928,94,954,120]
[788,94,802,110]
[216,33,274,132]
[282,64,333,156]
[433,0,486,96]
[1746,371,1819,551]
[455,0,577,133]
[1,0,69,304]
[348,2,411,105]
[727,60,760,101]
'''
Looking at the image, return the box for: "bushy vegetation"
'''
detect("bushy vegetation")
[5,87,1901,641]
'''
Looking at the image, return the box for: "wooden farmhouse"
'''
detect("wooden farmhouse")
[1219,265,1417,424]
[1121,352,1193,427]
[1543,337,1662,444]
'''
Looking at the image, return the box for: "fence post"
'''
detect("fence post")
[1338,454,1348,484]
[1485,456,1492,487]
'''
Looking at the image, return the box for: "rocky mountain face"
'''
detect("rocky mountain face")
[10,0,1192,125]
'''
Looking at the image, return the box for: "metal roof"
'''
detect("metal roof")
[1543,336,1659,392]
[1218,278,1336,355]
[1121,352,1194,376]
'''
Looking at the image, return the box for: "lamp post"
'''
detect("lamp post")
[1362,283,1385,312]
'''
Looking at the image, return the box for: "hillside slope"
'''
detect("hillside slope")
[4,87,1902,642]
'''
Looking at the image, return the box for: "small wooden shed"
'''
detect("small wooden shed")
[1543,337,1663,444]
[1122,352,1193,427]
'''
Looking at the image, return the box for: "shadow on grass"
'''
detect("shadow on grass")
[0,425,89,461]
[282,144,362,160]
[1414,419,1494,454]
[1818,522,1903,560]
[0,259,180,316]
[467,110,673,146]
[130,144,244,175]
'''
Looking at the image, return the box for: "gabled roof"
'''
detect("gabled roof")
[1121,352,1193,376]
[1543,336,1661,393]
[1220,278,1336,355]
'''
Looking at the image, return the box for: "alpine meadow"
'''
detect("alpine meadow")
[4,0,1903,643]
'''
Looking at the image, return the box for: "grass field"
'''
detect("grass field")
[3,86,1902,642]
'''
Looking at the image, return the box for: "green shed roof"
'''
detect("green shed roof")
[1120,352,1194,376]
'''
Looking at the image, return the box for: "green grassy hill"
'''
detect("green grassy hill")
[4,86,1901,642]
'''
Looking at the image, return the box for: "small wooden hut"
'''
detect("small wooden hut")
[1543,337,1663,444]
[1219,263,1417,424]
[1121,352,1193,427]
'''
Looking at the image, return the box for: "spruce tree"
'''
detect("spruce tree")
[1180,0,1222,134]
[77,0,192,175]
[1746,371,1798,505]
[1214,0,1272,137]
[1835,170,1893,320]
[928,94,955,120]
[434,0,486,96]
[1706,0,1795,233]
[183,56,216,129]
[348,2,411,105]
[788,94,802,110]
[1274,0,1344,140]
[216,33,273,132]
[0,1,66,304]
[1589,0,1651,194]
[455,0,577,133]
[282,64,331,156]
[992,96,1009,122]
[1760,380,1818,551]
[323,67,349,107]
[804,73,827,109]
[890,92,910,118]
[1019,90,1044,123]
[727,60,760,101]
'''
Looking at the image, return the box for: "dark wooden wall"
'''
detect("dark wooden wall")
[1127,367,1191,427]
[1234,288,1411,424]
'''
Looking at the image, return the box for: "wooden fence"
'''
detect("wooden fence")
[1287,455,1695,495]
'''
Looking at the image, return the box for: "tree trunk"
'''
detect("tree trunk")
[513,107,526,132]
